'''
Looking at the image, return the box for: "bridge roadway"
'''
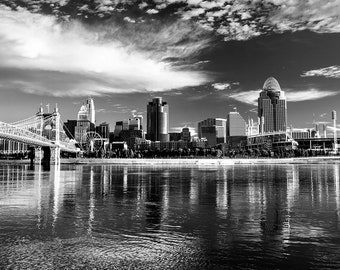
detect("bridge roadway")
[0,121,78,153]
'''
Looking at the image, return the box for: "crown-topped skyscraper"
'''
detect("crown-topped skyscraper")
[258,77,287,133]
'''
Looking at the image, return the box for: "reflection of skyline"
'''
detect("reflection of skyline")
[0,164,340,267]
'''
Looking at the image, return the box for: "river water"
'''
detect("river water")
[0,163,339,269]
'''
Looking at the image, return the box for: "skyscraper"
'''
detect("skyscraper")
[86,97,95,124]
[74,98,95,142]
[76,97,95,124]
[147,97,169,142]
[258,77,287,133]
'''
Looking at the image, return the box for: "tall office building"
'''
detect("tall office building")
[147,97,169,142]
[227,109,246,136]
[258,77,287,133]
[86,97,95,124]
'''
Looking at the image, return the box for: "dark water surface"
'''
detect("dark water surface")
[0,163,339,269]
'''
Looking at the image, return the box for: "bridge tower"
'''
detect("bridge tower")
[51,104,61,165]
[33,104,61,165]
[34,104,44,164]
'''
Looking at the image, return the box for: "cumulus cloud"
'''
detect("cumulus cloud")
[0,6,212,97]
[301,66,340,79]
[229,89,338,105]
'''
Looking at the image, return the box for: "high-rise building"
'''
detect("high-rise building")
[147,97,169,142]
[258,77,287,133]
[87,97,95,124]
[227,109,246,136]
[198,118,226,147]
[74,99,95,142]
[77,104,89,121]
[77,98,95,124]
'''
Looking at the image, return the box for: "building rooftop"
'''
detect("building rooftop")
[263,77,281,91]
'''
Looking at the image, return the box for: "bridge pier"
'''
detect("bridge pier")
[32,146,60,165]
[50,147,60,165]
[33,147,43,164]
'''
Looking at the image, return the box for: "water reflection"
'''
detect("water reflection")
[0,164,340,269]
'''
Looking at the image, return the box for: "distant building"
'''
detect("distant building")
[198,118,226,147]
[112,116,145,147]
[191,137,208,149]
[114,121,124,139]
[227,109,246,136]
[75,120,95,142]
[146,97,169,142]
[246,118,259,136]
[70,98,97,142]
[258,77,287,133]
[181,127,191,142]
[169,132,181,141]
[96,122,110,139]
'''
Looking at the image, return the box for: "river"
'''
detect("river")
[0,164,339,269]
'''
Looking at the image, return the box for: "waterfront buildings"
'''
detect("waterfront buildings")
[258,77,287,133]
[146,97,169,142]
[112,116,144,149]
[198,118,227,147]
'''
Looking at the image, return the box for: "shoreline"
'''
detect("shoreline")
[63,156,340,165]
[2,156,340,165]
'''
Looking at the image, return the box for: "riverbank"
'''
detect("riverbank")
[63,156,340,165]
[1,156,340,165]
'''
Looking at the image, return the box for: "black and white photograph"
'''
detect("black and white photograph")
[0,0,340,269]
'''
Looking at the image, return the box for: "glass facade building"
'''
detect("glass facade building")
[146,97,169,142]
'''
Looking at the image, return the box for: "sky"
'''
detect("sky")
[1,0,340,135]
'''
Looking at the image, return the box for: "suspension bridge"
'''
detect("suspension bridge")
[0,105,79,164]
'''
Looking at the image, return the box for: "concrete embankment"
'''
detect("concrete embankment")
[1,157,340,165]
[61,157,340,165]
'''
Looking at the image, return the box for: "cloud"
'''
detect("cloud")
[0,6,212,97]
[287,89,338,102]
[301,66,340,79]
[228,89,338,105]
[146,9,159,14]
[228,90,260,106]
[4,1,340,42]
[212,83,231,91]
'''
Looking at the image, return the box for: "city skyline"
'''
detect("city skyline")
[1,1,340,134]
